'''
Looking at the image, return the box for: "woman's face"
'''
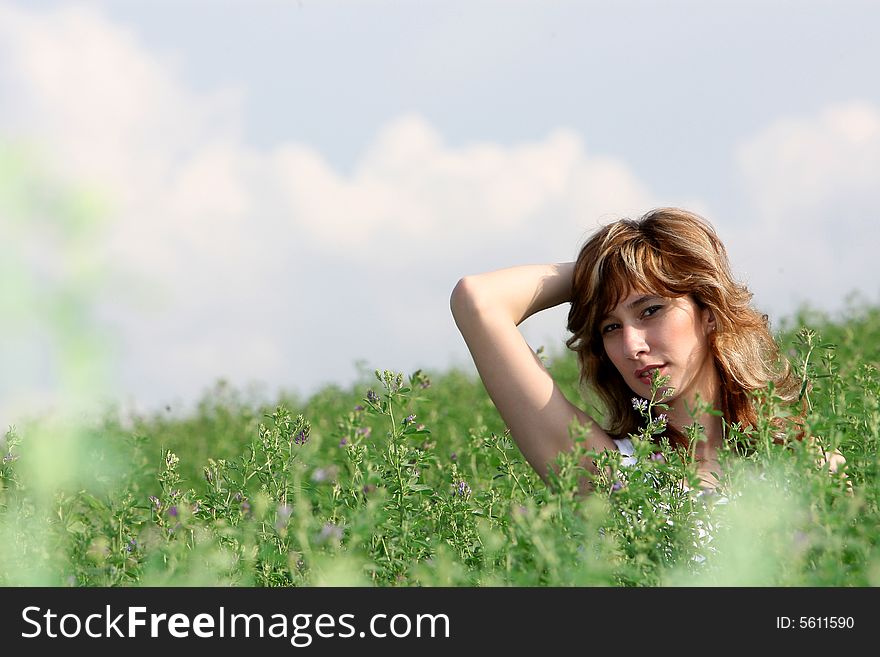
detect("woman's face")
[599,291,717,402]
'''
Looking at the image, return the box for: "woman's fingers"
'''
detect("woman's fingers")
[815,448,853,495]
[821,449,846,474]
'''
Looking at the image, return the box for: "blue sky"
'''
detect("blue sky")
[2,0,879,427]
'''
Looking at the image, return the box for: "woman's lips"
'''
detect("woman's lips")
[636,364,665,384]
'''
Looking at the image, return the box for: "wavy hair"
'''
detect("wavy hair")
[565,208,799,449]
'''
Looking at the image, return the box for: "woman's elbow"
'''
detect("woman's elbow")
[451,276,508,336]
[450,276,479,319]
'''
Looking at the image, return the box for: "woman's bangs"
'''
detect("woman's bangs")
[596,258,635,319]
[593,242,677,328]
[597,247,654,313]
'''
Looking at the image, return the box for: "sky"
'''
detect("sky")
[2,0,879,429]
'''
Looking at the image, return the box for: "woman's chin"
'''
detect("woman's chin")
[628,382,677,403]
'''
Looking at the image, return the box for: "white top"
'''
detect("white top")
[613,436,729,503]
[612,437,638,467]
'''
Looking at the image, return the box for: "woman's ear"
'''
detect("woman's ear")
[703,307,717,334]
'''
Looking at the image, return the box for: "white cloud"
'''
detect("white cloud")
[270,115,656,261]
[0,3,242,199]
[0,3,668,427]
[733,101,880,316]
[736,101,880,223]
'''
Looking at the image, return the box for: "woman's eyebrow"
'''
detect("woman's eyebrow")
[600,294,661,323]
[626,294,661,310]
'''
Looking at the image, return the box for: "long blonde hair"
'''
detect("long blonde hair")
[565,208,798,448]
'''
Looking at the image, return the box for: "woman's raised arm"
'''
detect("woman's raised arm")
[450,263,617,483]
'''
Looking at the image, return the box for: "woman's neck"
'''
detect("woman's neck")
[666,361,724,487]
[666,356,722,434]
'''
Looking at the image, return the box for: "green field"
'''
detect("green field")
[1,305,878,586]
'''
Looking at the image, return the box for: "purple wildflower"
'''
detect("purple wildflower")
[650,452,666,463]
[240,500,251,516]
[362,484,376,495]
[611,481,624,493]
[293,426,310,445]
[339,437,348,447]
[632,398,648,412]
[449,452,457,462]
[312,465,338,483]
[149,495,161,510]
[2,453,18,463]
[403,414,416,426]
[167,505,179,518]
[318,523,344,543]
[275,504,293,531]
[454,480,471,498]
[366,389,380,404]
[126,539,137,553]
[355,426,372,438]
[353,404,364,412]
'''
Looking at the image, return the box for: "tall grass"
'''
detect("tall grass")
[1,308,877,586]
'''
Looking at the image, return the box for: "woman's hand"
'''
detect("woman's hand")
[814,444,853,495]
[820,448,846,474]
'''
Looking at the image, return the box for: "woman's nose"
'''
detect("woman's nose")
[621,325,648,359]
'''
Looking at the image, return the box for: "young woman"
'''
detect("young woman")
[450,207,845,492]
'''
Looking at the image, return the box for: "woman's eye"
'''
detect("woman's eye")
[642,305,663,318]
[601,323,619,334]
